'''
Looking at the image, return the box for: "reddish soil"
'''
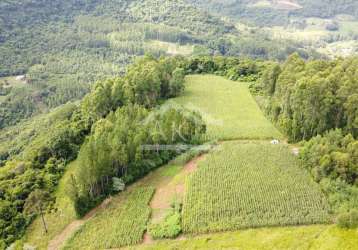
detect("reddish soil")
[143,232,154,245]
[183,155,205,174]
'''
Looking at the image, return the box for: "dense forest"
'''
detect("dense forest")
[0,0,325,130]
[260,54,357,141]
[189,0,358,26]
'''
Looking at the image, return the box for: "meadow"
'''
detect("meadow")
[130,225,358,250]
[170,75,283,141]
[182,141,331,233]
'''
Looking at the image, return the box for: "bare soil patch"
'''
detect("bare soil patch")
[144,155,207,244]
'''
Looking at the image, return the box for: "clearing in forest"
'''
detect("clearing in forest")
[170,75,282,141]
[182,141,330,233]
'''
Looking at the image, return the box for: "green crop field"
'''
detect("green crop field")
[182,141,330,233]
[170,75,283,141]
[63,187,154,249]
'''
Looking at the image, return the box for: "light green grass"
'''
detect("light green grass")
[63,188,155,249]
[182,141,330,233]
[170,75,282,140]
[130,225,358,250]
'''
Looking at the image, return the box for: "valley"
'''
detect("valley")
[0,1,357,249]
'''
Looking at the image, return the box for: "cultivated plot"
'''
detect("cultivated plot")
[63,188,154,249]
[182,141,330,233]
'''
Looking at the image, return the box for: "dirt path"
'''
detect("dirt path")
[47,197,112,250]
[143,154,206,244]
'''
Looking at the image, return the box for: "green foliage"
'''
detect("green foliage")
[148,201,182,239]
[148,212,182,239]
[0,200,27,246]
[183,142,330,233]
[299,130,358,213]
[300,130,357,185]
[63,187,155,249]
[260,54,358,141]
[70,103,205,215]
[0,0,325,128]
[190,0,358,26]
[0,56,189,246]
[337,210,358,229]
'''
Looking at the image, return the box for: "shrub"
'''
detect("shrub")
[337,210,358,229]
[148,201,182,239]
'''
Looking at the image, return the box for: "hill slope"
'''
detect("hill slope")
[23,75,353,250]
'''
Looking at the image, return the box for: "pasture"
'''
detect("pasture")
[170,75,283,140]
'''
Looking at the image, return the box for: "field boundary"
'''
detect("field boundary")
[143,154,207,244]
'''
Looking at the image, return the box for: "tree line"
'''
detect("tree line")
[255,54,357,227]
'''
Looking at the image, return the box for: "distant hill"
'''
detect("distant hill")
[187,0,358,26]
[0,0,320,130]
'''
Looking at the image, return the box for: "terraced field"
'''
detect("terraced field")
[182,141,331,233]
[170,75,283,140]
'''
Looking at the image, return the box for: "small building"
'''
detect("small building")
[15,75,26,81]
[270,139,279,145]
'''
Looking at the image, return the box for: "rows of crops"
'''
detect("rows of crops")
[170,75,283,141]
[182,142,331,233]
[63,187,155,249]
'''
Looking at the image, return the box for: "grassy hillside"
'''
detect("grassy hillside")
[131,225,358,250]
[183,141,330,233]
[170,75,283,140]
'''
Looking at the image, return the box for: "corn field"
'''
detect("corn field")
[182,142,331,233]
[64,187,155,249]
